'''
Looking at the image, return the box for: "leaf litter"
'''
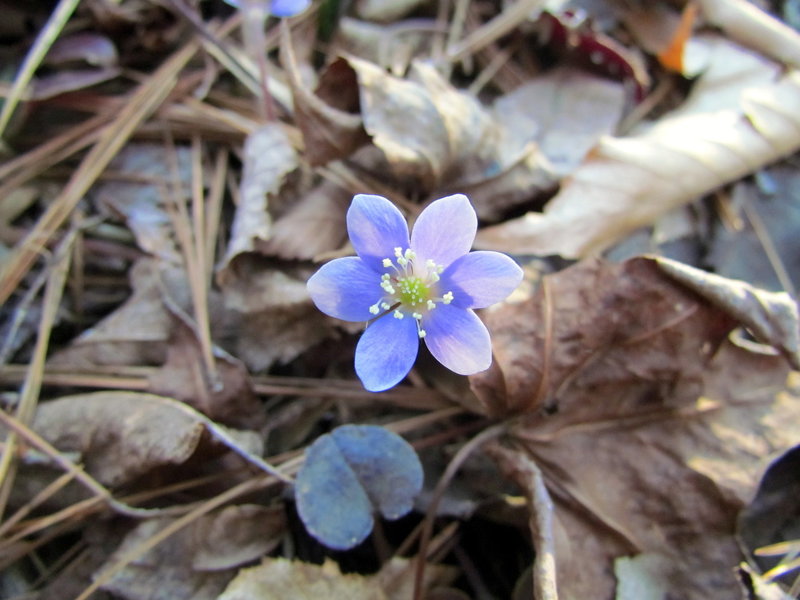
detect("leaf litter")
[1,0,800,599]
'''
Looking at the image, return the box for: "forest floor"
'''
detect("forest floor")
[1,0,800,599]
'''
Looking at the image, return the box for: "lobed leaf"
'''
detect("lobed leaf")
[294,425,423,550]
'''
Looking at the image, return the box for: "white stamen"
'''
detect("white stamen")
[418,328,427,338]
[382,258,393,268]
[429,272,439,283]
[442,291,454,304]
[412,312,422,320]
[393,310,404,319]
[369,303,380,315]
[426,300,436,310]
[381,302,391,310]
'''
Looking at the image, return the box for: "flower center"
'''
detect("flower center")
[396,277,429,307]
[368,247,455,338]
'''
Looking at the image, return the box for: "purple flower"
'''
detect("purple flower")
[221,0,310,17]
[307,194,523,392]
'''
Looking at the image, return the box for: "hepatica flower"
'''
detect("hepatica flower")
[221,0,310,17]
[307,194,523,392]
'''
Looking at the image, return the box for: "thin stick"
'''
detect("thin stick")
[0,0,81,139]
[446,0,543,63]
[743,198,797,296]
[0,232,73,521]
[486,442,558,600]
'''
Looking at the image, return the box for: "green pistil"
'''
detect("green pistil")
[397,276,429,307]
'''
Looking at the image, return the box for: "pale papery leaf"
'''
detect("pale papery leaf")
[476,38,800,258]
[28,391,263,488]
[217,558,389,599]
[697,0,800,69]
[220,123,298,277]
[491,66,626,177]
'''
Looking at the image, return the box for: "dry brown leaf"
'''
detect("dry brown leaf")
[258,182,350,260]
[217,558,388,600]
[654,256,800,368]
[98,505,285,600]
[220,259,334,370]
[48,259,174,368]
[471,257,738,417]
[346,57,555,218]
[281,26,368,167]
[470,256,800,598]
[476,37,800,257]
[29,391,262,488]
[95,143,192,263]
[522,343,798,599]
[148,315,264,429]
[99,505,284,600]
[220,124,298,277]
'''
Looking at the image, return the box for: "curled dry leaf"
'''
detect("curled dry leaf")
[476,37,800,257]
[654,256,800,369]
[29,391,262,488]
[220,123,298,278]
[99,505,285,600]
[345,57,555,219]
[281,25,368,166]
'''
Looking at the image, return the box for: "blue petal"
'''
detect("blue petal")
[423,305,491,375]
[220,0,309,15]
[307,257,382,322]
[410,194,476,268]
[439,251,523,309]
[355,315,418,392]
[270,0,310,16]
[347,195,410,273]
